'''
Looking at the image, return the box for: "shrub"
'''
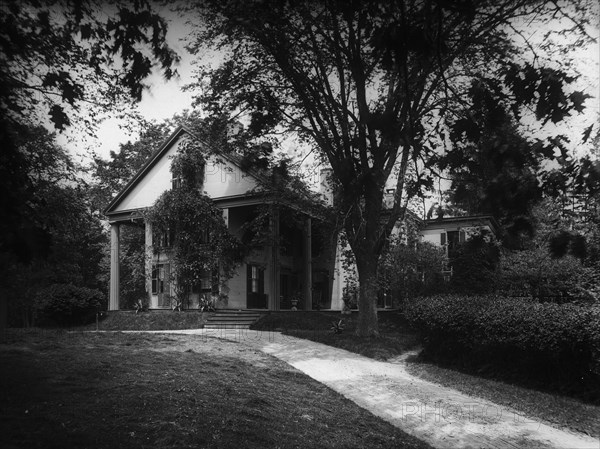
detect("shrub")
[499,247,599,303]
[449,234,501,294]
[34,284,105,326]
[404,295,600,401]
[379,240,448,300]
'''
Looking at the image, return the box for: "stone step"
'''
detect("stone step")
[206,318,260,323]
[204,309,266,329]
[212,309,265,314]
[203,323,259,329]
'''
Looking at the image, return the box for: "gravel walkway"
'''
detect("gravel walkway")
[132,328,600,449]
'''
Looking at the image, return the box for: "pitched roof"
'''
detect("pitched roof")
[104,125,266,216]
[422,214,500,234]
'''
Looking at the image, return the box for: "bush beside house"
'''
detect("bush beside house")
[404,295,600,402]
[34,284,105,326]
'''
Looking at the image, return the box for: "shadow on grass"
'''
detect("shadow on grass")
[251,311,421,360]
[0,331,430,449]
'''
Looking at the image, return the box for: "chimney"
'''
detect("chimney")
[319,168,333,206]
[384,189,395,209]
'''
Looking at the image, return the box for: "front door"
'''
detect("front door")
[246,264,267,309]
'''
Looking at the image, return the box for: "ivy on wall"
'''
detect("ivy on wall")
[147,137,245,308]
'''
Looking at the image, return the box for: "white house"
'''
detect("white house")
[105,126,339,311]
[105,125,499,311]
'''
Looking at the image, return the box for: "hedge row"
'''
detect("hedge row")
[404,295,600,401]
[34,284,105,326]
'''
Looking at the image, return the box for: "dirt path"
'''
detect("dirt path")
[130,329,600,449]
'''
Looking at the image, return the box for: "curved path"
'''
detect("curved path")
[135,328,600,449]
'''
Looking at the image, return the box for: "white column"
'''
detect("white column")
[330,232,345,310]
[145,221,153,306]
[222,208,229,228]
[109,223,120,311]
[303,217,312,310]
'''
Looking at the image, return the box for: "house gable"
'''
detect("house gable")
[105,126,261,216]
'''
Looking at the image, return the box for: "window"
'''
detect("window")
[247,264,264,295]
[152,264,170,294]
[441,229,465,258]
[246,264,266,308]
[250,265,260,293]
[199,270,212,292]
[192,269,219,295]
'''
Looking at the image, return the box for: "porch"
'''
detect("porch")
[107,202,340,311]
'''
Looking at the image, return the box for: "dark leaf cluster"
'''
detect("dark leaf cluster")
[0,0,178,130]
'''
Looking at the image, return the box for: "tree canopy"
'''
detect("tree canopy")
[1,125,107,326]
[0,0,179,332]
[186,0,596,335]
[1,0,178,130]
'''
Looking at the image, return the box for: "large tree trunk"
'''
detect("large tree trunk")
[353,234,382,336]
[344,177,388,337]
[0,291,6,342]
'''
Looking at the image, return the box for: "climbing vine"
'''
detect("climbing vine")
[147,137,245,308]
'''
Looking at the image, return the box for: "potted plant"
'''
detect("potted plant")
[290,291,301,311]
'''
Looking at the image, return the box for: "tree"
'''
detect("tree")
[1,125,107,326]
[379,239,448,300]
[186,0,594,335]
[542,150,600,293]
[498,200,600,302]
[0,0,178,333]
[449,231,501,294]
[1,0,178,130]
[435,80,552,247]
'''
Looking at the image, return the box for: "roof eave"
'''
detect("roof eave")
[103,126,190,215]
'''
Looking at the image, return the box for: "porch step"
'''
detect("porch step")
[204,309,266,329]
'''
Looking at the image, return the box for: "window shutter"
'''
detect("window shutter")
[247,264,252,294]
[211,269,219,295]
[164,264,170,293]
[440,232,446,245]
[259,267,265,295]
[151,266,158,294]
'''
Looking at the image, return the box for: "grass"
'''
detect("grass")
[251,310,600,439]
[250,311,421,360]
[78,310,209,331]
[404,358,600,439]
[0,329,430,449]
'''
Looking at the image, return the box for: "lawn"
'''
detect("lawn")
[252,310,600,439]
[80,310,209,331]
[0,329,430,449]
[250,311,421,360]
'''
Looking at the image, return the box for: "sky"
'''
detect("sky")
[55,7,196,164]
[57,4,600,173]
